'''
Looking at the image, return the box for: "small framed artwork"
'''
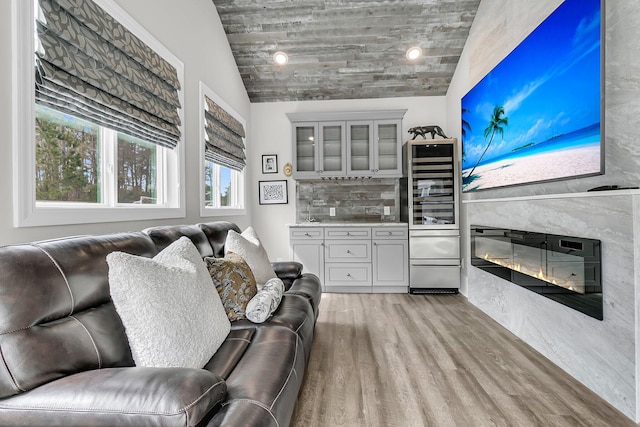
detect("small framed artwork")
[258,180,288,205]
[262,154,278,174]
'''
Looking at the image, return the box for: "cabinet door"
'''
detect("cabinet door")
[290,240,324,284]
[319,122,346,177]
[347,121,373,175]
[292,122,319,178]
[373,120,402,177]
[373,239,408,287]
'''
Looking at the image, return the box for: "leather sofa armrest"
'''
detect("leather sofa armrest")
[272,261,303,282]
[0,367,226,427]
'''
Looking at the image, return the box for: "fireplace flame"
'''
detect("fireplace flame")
[481,252,582,293]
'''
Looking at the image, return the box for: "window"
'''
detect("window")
[204,162,243,209]
[13,0,184,227]
[200,82,246,217]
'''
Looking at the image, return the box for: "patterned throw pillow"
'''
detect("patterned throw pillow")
[245,277,285,324]
[205,252,258,321]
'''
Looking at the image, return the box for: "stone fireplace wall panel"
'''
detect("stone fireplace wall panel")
[466,195,635,419]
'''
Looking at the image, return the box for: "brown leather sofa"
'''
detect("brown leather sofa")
[0,221,321,427]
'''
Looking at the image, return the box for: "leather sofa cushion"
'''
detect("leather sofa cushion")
[198,221,241,258]
[143,224,214,258]
[0,367,226,427]
[0,233,155,399]
[232,294,315,361]
[204,328,255,380]
[287,273,322,319]
[207,326,305,427]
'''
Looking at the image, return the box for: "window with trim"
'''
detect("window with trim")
[200,82,246,216]
[13,0,184,227]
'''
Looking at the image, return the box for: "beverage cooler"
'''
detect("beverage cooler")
[401,139,461,293]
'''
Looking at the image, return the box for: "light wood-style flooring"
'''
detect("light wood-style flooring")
[291,293,636,427]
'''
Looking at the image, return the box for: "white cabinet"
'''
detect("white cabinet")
[372,227,409,291]
[287,110,406,179]
[289,227,324,285]
[289,224,408,293]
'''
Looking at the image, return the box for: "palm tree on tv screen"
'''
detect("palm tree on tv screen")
[466,105,508,179]
[461,108,471,162]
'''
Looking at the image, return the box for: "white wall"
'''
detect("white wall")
[446,0,640,420]
[249,96,447,261]
[0,0,251,245]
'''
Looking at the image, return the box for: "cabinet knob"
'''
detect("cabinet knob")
[373,242,377,246]
[304,232,310,237]
[346,273,352,277]
[346,249,351,254]
[346,232,351,236]
[388,231,393,235]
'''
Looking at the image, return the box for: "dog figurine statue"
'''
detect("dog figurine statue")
[408,125,448,140]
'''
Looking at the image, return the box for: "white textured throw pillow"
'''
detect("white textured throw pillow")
[225,227,277,286]
[245,277,285,323]
[107,237,230,368]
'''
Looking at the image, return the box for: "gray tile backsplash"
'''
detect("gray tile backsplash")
[296,178,400,223]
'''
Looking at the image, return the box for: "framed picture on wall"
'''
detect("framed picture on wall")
[262,154,278,174]
[258,180,288,205]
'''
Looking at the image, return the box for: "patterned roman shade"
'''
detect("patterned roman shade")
[204,95,246,171]
[34,0,182,149]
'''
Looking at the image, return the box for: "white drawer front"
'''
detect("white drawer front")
[290,227,323,240]
[372,227,408,240]
[325,263,372,286]
[325,240,371,262]
[325,227,372,239]
[409,264,460,288]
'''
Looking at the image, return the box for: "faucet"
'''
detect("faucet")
[306,202,316,222]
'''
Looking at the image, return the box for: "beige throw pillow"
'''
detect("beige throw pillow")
[225,227,277,287]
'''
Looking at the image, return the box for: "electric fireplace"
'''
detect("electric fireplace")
[471,226,602,320]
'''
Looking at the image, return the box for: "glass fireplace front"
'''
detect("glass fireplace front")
[471,226,602,320]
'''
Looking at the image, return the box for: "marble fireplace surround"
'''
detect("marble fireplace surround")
[463,191,640,420]
[470,225,603,320]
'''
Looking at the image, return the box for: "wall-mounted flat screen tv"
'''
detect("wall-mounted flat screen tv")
[461,0,603,192]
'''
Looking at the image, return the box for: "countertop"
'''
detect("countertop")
[288,222,408,227]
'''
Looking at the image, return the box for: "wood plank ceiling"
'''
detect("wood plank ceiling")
[211,0,481,103]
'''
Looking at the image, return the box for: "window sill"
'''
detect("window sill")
[200,207,246,218]
[14,205,186,228]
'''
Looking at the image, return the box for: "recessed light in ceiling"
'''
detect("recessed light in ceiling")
[406,46,422,61]
[273,51,289,65]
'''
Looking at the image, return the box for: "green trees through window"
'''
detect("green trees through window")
[35,105,159,205]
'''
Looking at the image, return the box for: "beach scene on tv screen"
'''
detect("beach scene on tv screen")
[461,0,601,192]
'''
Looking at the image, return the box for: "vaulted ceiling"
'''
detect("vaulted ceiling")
[211,0,481,103]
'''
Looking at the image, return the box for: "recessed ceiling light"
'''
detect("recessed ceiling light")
[273,51,288,65]
[406,46,422,61]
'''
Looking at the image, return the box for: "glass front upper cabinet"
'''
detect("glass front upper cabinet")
[287,110,407,179]
[293,122,318,178]
[347,121,373,175]
[374,120,402,176]
[319,122,346,177]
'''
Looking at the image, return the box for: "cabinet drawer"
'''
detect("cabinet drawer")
[290,227,323,240]
[325,263,372,286]
[409,235,460,259]
[325,227,371,239]
[325,240,371,262]
[409,264,460,288]
[372,227,408,240]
